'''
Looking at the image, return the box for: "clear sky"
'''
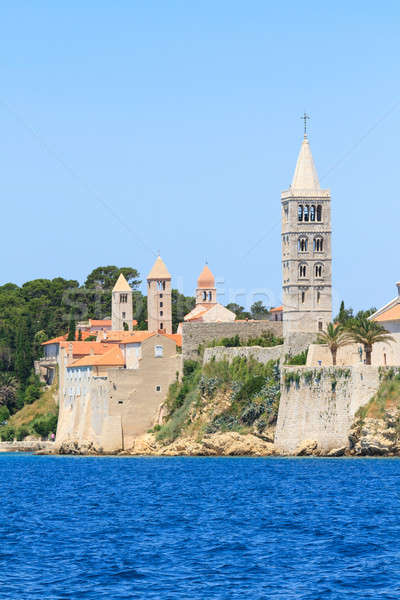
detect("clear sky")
[1,0,399,314]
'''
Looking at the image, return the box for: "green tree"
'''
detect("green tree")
[250,301,270,320]
[0,373,18,413]
[346,317,394,365]
[15,320,32,387]
[84,266,141,319]
[67,312,76,341]
[78,329,82,341]
[225,303,252,320]
[317,323,351,366]
[172,290,195,332]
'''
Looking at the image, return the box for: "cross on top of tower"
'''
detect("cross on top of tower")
[301,112,310,137]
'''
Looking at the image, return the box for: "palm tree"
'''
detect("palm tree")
[0,373,18,408]
[346,316,394,365]
[317,323,352,366]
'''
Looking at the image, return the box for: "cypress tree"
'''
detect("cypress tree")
[67,312,76,341]
[78,329,82,341]
[15,319,32,387]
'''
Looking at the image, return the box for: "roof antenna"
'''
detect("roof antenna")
[301,111,310,137]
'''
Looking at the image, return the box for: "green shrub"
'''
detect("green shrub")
[0,426,15,441]
[285,350,308,365]
[207,332,283,349]
[0,405,10,424]
[16,427,29,441]
[31,414,58,438]
[24,384,41,405]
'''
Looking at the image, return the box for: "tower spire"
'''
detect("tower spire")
[301,112,310,137]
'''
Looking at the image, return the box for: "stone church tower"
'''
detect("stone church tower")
[147,256,172,334]
[196,264,217,305]
[281,133,332,338]
[112,273,133,331]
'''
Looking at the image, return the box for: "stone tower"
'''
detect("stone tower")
[147,256,172,334]
[281,134,332,338]
[112,273,133,331]
[196,264,217,305]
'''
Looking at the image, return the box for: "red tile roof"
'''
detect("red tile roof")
[373,304,400,323]
[270,306,283,313]
[42,331,94,345]
[69,346,125,368]
[60,341,110,356]
[162,333,182,347]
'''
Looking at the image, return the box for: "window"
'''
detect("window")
[304,205,309,222]
[160,293,163,298]
[299,264,307,278]
[314,237,323,252]
[310,205,315,221]
[120,294,128,303]
[160,302,163,307]
[301,291,305,303]
[298,237,308,252]
[208,291,212,301]
[156,385,161,392]
[154,345,163,358]
[318,321,323,331]
[317,205,322,221]
[203,291,207,301]
[298,205,303,221]
[160,311,163,316]
[159,323,163,330]
[122,312,126,319]
[315,265,322,278]
[317,291,321,304]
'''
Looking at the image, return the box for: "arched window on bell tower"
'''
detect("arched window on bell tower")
[298,237,308,252]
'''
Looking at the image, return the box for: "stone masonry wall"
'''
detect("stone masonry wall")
[203,345,284,365]
[182,321,283,361]
[275,365,381,453]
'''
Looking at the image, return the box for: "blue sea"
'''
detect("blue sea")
[0,455,399,599]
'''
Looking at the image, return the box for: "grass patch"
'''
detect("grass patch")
[356,376,400,421]
[4,378,59,440]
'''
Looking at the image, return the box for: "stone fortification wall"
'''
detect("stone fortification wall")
[203,345,284,365]
[284,332,317,358]
[307,334,400,367]
[275,365,381,453]
[182,321,283,360]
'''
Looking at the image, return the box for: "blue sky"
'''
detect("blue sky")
[1,0,399,313]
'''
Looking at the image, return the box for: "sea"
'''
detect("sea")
[0,454,399,599]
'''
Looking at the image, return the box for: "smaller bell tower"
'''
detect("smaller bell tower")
[196,264,217,305]
[147,256,172,334]
[111,273,133,331]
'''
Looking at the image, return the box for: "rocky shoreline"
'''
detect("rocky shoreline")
[46,413,400,457]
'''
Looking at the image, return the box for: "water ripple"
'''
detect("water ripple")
[0,455,400,598]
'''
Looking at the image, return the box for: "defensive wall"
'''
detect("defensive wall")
[203,345,284,365]
[56,336,182,453]
[182,321,283,361]
[275,365,381,453]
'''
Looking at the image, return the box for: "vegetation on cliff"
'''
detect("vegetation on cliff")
[206,331,283,349]
[0,378,58,441]
[154,357,280,445]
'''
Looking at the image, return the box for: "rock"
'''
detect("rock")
[327,446,347,457]
[128,434,160,456]
[294,439,319,456]
[57,440,99,455]
[201,432,275,456]
[350,417,398,456]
